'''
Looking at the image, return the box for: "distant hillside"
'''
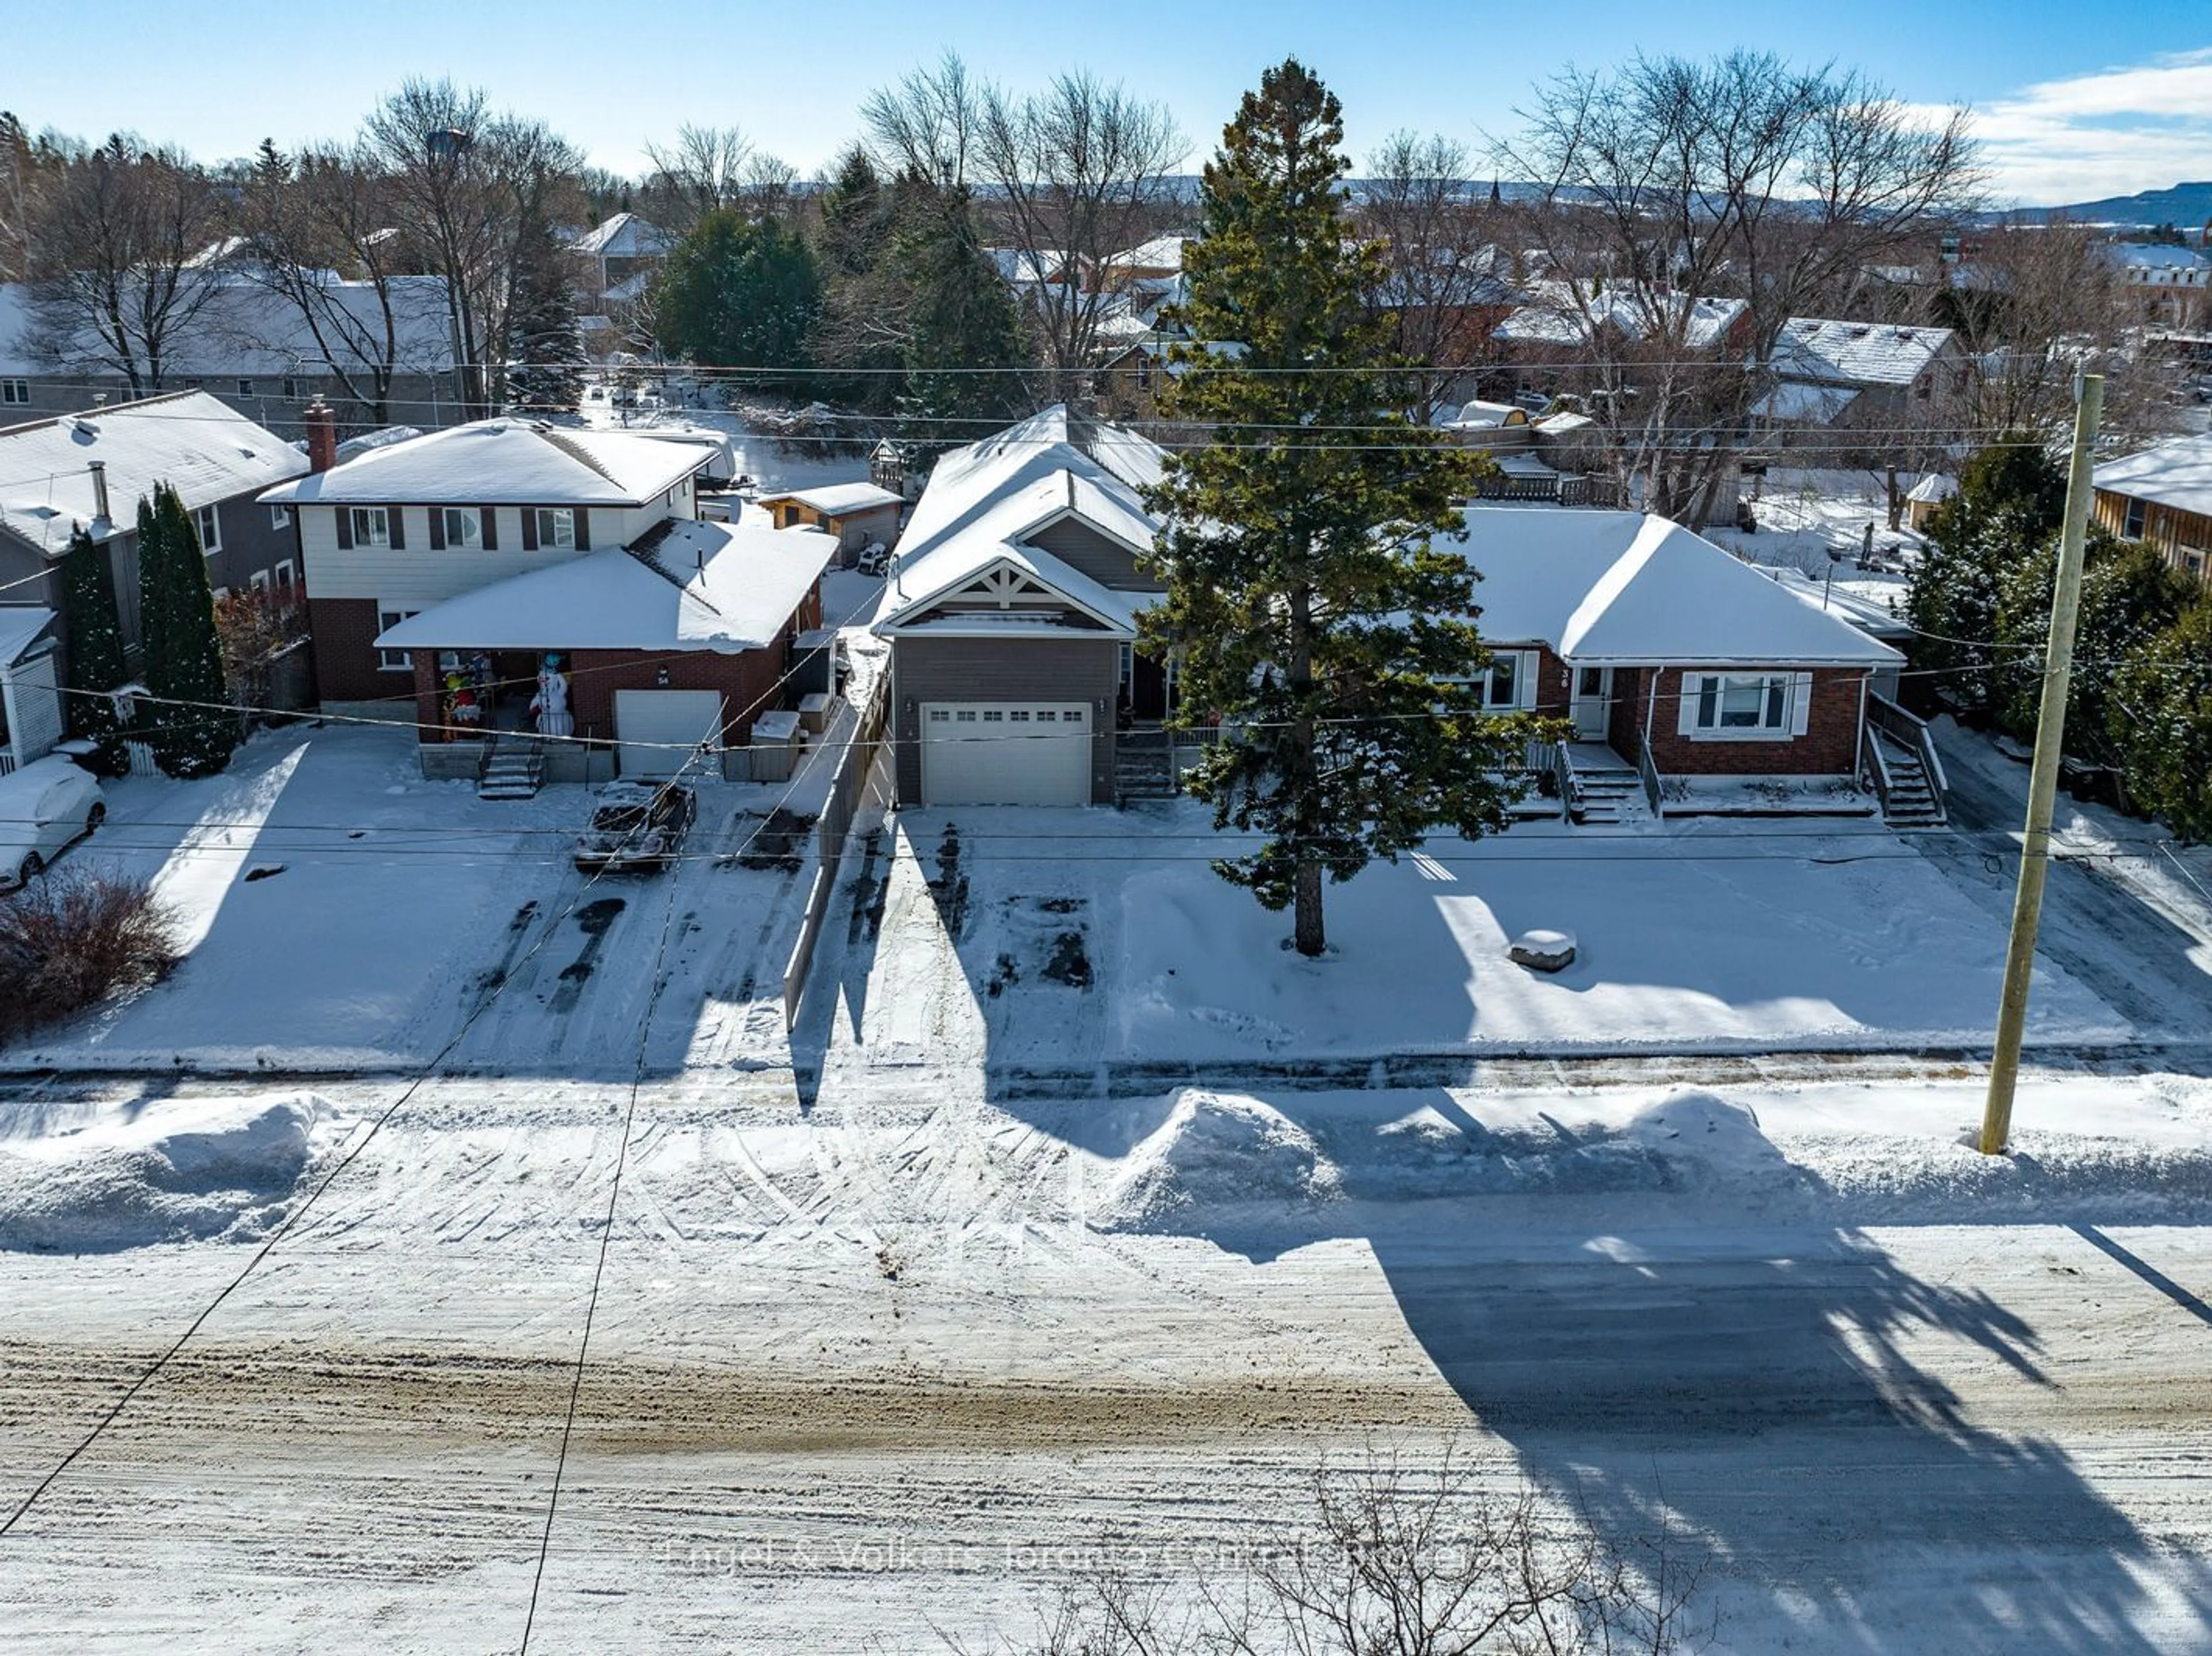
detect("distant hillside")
[2005,183,2212,230]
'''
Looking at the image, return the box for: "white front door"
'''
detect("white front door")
[1570,666,1613,741]
[921,702,1092,806]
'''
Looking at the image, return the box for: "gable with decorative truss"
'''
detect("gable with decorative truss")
[882,553,1132,636]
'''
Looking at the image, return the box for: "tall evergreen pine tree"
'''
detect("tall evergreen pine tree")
[506,217,588,415]
[1145,58,1544,957]
[58,524,130,775]
[893,181,1027,439]
[137,484,234,778]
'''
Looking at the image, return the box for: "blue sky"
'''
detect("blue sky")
[5,0,2209,204]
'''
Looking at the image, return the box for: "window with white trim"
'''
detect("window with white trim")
[0,378,28,404]
[351,507,390,548]
[377,606,420,672]
[236,378,254,397]
[269,503,290,530]
[194,503,222,554]
[535,507,575,550]
[1482,651,1524,710]
[281,377,300,399]
[2122,498,2147,540]
[1682,672,1801,737]
[274,559,296,591]
[443,507,483,549]
[249,570,270,592]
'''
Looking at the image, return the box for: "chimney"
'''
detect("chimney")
[304,400,338,473]
[88,459,111,524]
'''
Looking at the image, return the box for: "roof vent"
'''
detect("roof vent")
[73,418,99,438]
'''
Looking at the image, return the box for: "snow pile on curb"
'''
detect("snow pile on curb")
[1088,1090,1342,1232]
[0,1094,327,1252]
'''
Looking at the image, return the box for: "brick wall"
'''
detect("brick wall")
[1618,667,1866,776]
[310,596,407,704]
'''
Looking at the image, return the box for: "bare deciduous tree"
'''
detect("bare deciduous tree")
[862,51,984,192]
[978,71,1184,404]
[1494,53,1980,521]
[25,135,222,398]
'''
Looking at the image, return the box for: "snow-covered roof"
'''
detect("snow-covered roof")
[759,481,904,516]
[262,418,707,507]
[0,391,308,556]
[1446,400,1528,430]
[984,247,1068,286]
[1751,382,1861,424]
[1907,472,1957,505]
[570,213,672,260]
[0,276,457,379]
[377,518,835,654]
[1494,282,1747,350]
[1450,508,1902,668]
[873,406,1165,638]
[603,270,653,304]
[2101,242,2211,281]
[1771,318,1953,388]
[0,606,56,665]
[2093,432,2212,517]
[1103,235,1187,274]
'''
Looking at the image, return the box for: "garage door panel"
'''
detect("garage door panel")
[613,689,724,779]
[921,702,1090,806]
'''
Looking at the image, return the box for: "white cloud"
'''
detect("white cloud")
[1955,49,2212,207]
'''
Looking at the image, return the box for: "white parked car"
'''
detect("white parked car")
[0,756,107,891]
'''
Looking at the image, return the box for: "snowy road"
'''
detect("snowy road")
[2,1073,2210,1652]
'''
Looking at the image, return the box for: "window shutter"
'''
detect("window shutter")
[427,508,445,551]
[334,507,352,551]
[574,507,590,550]
[1677,671,1703,736]
[521,508,539,552]
[1789,672,1814,737]
[480,507,498,550]
[1518,651,1538,710]
[388,507,406,550]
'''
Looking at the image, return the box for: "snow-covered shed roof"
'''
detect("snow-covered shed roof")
[0,606,56,666]
[0,276,458,378]
[1450,508,1902,668]
[570,213,672,260]
[1103,235,1187,274]
[872,406,1165,638]
[263,419,708,507]
[1446,400,1528,430]
[1494,282,1747,350]
[2093,432,2212,517]
[377,518,835,654]
[1907,472,1957,505]
[759,481,905,516]
[1771,318,1954,388]
[0,391,308,556]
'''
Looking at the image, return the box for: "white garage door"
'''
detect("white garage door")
[921,702,1091,806]
[613,689,724,779]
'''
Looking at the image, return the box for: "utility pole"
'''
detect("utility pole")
[1981,372,2103,1155]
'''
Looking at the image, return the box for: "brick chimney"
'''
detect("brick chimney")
[304,400,338,473]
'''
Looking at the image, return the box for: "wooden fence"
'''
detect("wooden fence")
[781,676,891,1029]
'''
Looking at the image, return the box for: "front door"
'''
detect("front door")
[1570,666,1612,741]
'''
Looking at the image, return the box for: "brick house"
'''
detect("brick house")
[1449,507,1905,788]
[263,415,835,779]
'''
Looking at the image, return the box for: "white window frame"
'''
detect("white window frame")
[236,378,255,397]
[442,506,483,549]
[274,559,296,591]
[377,605,420,673]
[351,506,391,549]
[0,378,27,405]
[1480,650,1530,711]
[269,503,291,530]
[535,507,575,550]
[1681,672,1806,741]
[2122,498,2147,540]
[281,377,300,399]
[249,569,270,593]
[195,503,222,555]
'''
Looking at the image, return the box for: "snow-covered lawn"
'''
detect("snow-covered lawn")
[1,726,814,1075]
[812,801,2131,1077]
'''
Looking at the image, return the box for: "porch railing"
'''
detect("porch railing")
[1635,740,1666,819]
[1861,725,1895,814]
[1866,693,1948,805]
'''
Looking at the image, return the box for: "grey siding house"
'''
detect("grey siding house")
[0,391,309,761]
[870,408,1169,808]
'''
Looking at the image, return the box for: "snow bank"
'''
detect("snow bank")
[0,1094,327,1251]
[1087,1090,1342,1231]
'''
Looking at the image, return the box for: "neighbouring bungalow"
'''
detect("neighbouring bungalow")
[263,412,836,785]
[1751,319,1964,446]
[756,482,905,561]
[1449,508,1932,824]
[870,406,1168,808]
[2091,431,2212,586]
